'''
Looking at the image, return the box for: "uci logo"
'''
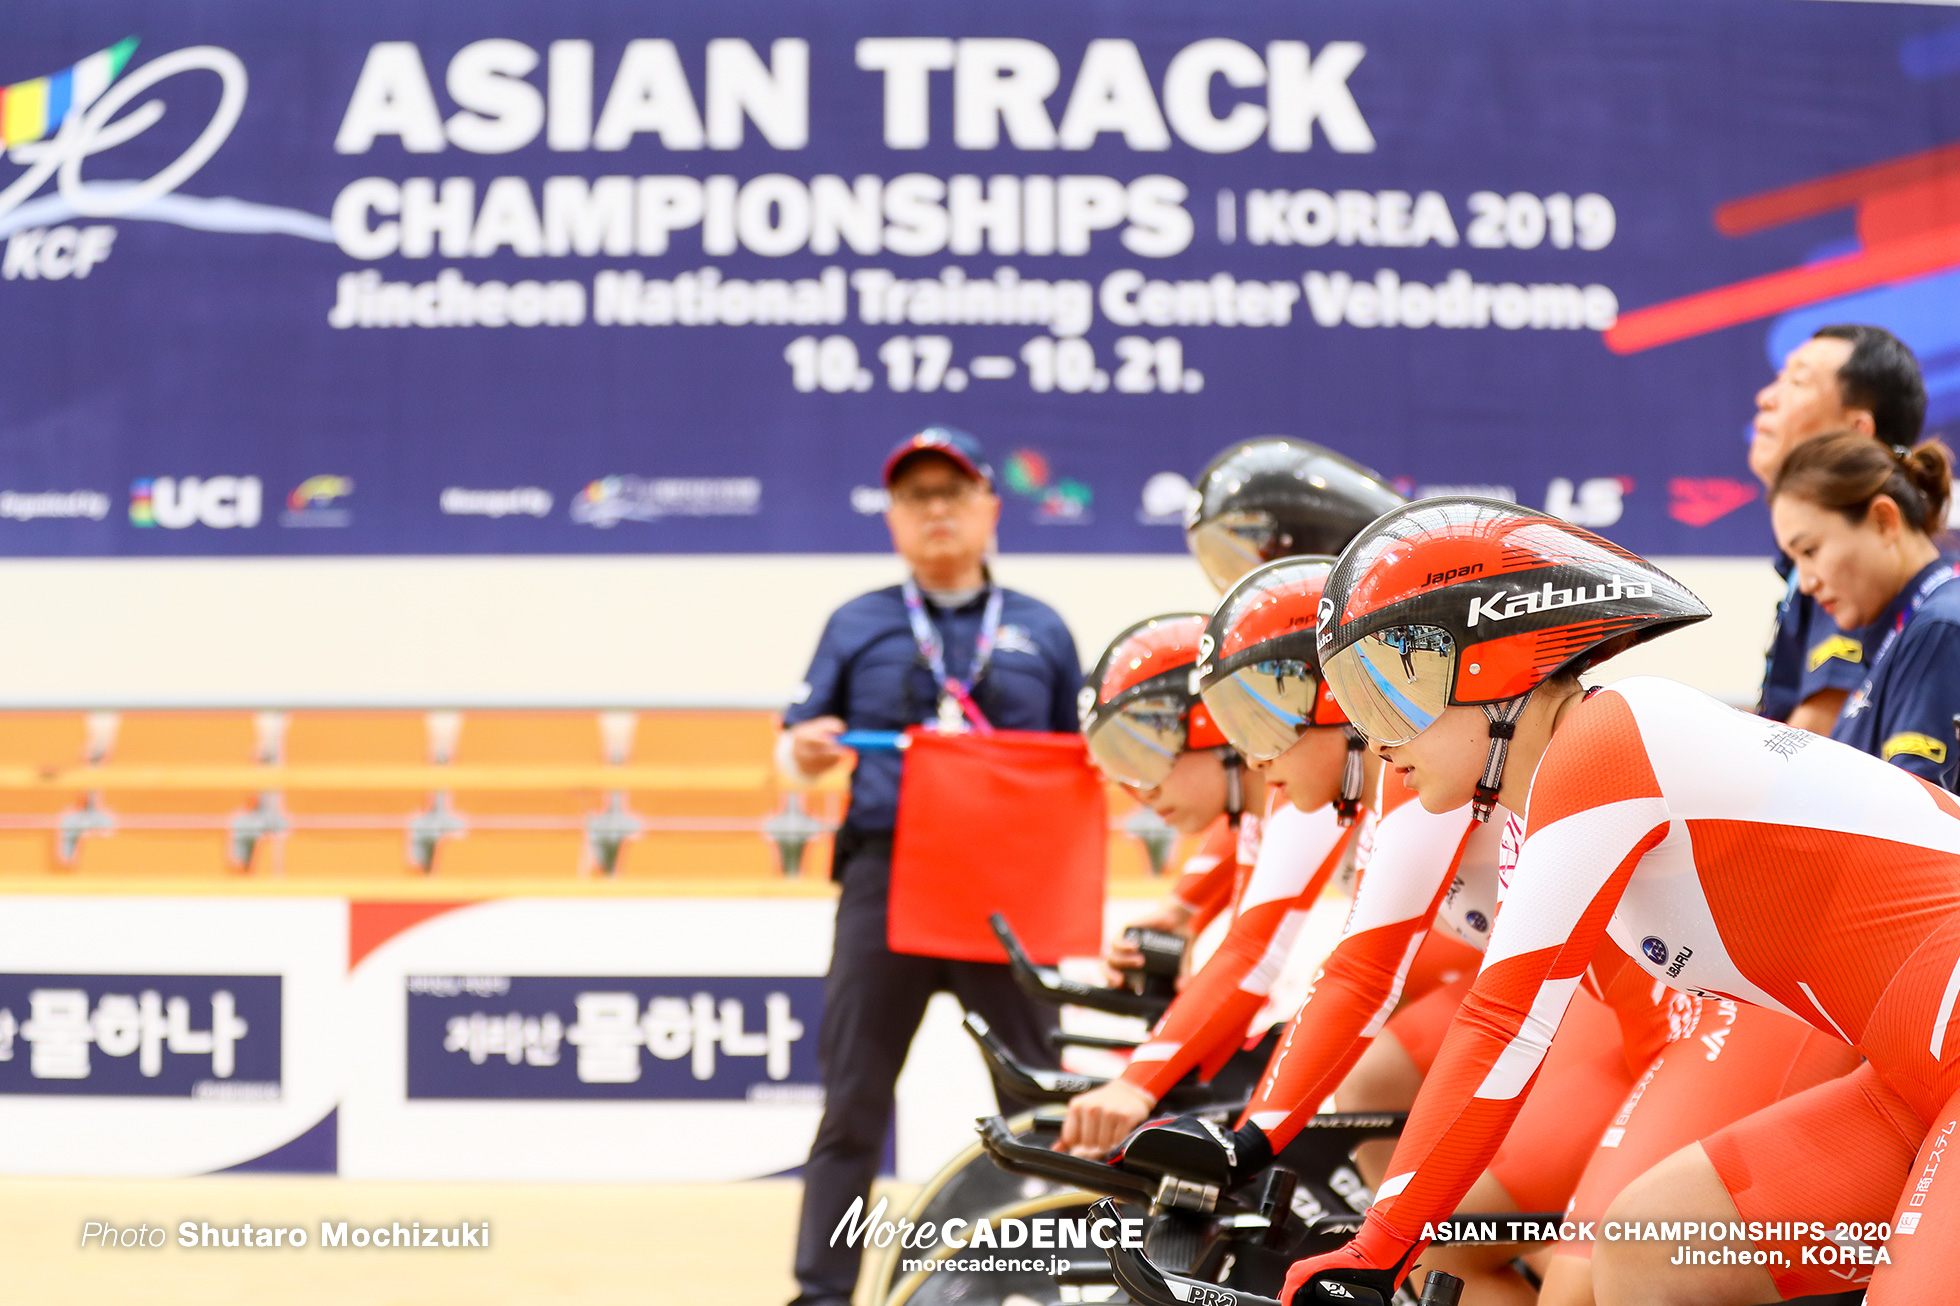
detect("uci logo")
[130,476,262,529]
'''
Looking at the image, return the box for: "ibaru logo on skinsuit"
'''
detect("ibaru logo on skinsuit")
[129,477,262,529]
[1641,936,1669,967]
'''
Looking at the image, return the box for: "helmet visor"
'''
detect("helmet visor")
[1188,510,1275,592]
[1084,695,1187,788]
[1200,659,1318,763]
[1321,625,1458,746]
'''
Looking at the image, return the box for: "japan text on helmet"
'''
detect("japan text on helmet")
[1316,497,1710,820]
[1191,557,1369,825]
[1080,614,1230,791]
[1184,438,1405,592]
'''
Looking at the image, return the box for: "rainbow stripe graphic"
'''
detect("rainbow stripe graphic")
[0,37,137,148]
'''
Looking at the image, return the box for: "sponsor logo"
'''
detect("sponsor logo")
[1390,478,1517,503]
[1807,634,1864,672]
[1668,477,1758,527]
[1465,910,1489,933]
[0,973,279,1097]
[1003,449,1091,525]
[1641,936,1669,966]
[280,475,352,528]
[404,975,818,1101]
[0,40,325,258]
[129,476,261,529]
[0,490,109,521]
[1883,733,1948,766]
[1666,945,1693,979]
[994,624,1039,657]
[1465,574,1652,628]
[570,476,761,527]
[439,486,552,519]
[1138,472,1191,525]
[850,485,891,516]
[1423,563,1484,587]
[1544,476,1630,529]
[1076,685,1098,727]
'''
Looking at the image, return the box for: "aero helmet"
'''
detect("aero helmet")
[1185,438,1405,592]
[1317,497,1710,820]
[1192,557,1368,825]
[1081,614,1238,805]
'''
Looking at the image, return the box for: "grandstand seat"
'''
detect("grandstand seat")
[275,711,432,877]
[613,711,782,879]
[429,711,605,878]
[72,711,266,876]
[0,712,92,873]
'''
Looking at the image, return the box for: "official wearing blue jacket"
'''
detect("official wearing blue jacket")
[1771,431,1960,790]
[781,427,1082,1306]
[1752,324,1926,730]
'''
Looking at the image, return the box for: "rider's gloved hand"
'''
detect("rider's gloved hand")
[1280,1211,1423,1306]
[1059,1078,1158,1157]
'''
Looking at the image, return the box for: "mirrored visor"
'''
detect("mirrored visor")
[1199,659,1317,762]
[1084,695,1187,788]
[1187,511,1274,592]
[1321,625,1458,746]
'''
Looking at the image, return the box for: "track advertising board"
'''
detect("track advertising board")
[1,1,1957,558]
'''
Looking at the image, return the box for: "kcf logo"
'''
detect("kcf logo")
[129,477,262,529]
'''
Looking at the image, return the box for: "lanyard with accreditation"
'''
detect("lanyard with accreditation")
[881,576,1106,965]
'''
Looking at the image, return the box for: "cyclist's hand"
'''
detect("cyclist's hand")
[1057,1079,1157,1158]
[1100,901,1193,985]
[787,717,848,777]
[1281,1214,1417,1305]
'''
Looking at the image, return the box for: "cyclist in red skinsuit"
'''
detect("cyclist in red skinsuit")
[1289,497,1960,1306]
[1104,436,1409,978]
[1065,560,1380,1157]
[1244,764,1858,1303]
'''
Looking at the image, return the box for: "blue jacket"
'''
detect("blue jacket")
[1831,558,1960,789]
[1759,553,1869,722]
[783,582,1083,832]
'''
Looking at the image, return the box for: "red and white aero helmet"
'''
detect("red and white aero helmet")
[1316,497,1709,818]
[1080,614,1227,789]
[1192,556,1369,825]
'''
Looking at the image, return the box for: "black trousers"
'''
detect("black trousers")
[789,836,1059,1305]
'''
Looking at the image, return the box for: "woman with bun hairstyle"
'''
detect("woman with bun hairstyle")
[1771,432,1960,786]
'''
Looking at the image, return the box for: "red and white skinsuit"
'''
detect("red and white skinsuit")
[1296,677,1960,1301]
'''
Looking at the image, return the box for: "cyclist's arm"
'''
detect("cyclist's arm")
[1238,800,1475,1149]
[1338,691,1671,1265]
[1120,805,1356,1100]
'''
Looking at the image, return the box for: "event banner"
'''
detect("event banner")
[1,1,1956,557]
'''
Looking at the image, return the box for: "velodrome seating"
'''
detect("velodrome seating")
[0,709,1164,883]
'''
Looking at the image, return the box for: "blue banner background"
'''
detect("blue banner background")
[1,1,1957,557]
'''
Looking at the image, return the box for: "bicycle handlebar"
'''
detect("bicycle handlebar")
[1095,1197,1287,1306]
[991,913,1170,1020]
[977,1115,1158,1203]
[964,1012,1110,1103]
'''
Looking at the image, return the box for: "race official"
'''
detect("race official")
[780,426,1082,1306]
[1751,323,1927,731]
